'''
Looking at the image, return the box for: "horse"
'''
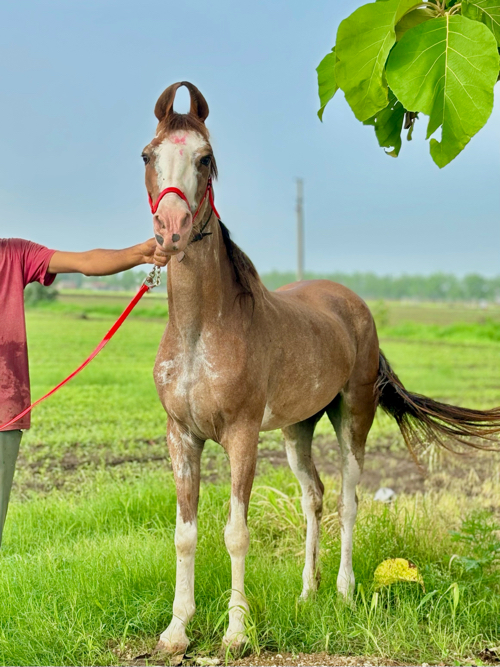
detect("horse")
[143,81,500,657]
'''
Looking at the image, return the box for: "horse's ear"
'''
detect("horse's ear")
[182,81,209,122]
[154,82,184,122]
[154,81,209,123]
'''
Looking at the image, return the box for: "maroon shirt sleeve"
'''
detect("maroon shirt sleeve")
[11,239,57,287]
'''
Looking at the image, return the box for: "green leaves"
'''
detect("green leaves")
[363,89,406,156]
[386,15,499,167]
[334,0,421,121]
[462,0,500,44]
[317,0,500,167]
[395,6,434,39]
[316,48,338,121]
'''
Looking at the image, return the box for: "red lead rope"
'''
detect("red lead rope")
[0,281,153,432]
[0,176,220,432]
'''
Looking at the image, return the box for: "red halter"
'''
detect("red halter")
[148,177,220,222]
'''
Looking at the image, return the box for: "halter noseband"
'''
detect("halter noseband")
[148,177,220,229]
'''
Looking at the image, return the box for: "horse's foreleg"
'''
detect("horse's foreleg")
[221,427,258,652]
[157,420,204,657]
[283,415,324,600]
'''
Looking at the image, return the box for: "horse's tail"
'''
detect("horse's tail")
[375,350,500,458]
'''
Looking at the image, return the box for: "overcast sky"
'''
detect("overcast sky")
[1,0,499,276]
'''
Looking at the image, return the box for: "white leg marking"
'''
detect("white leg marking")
[337,448,361,598]
[285,441,322,599]
[158,504,197,654]
[223,495,249,648]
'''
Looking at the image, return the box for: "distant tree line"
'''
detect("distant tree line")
[54,269,500,303]
[261,271,500,302]
[58,270,150,291]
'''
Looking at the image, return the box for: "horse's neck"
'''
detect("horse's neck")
[166,216,236,339]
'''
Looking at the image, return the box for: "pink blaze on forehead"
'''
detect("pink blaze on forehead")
[170,134,187,145]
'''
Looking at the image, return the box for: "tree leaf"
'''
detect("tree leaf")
[317,48,338,121]
[335,0,422,122]
[386,14,499,167]
[462,0,500,45]
[406,111,418,140]
[363,89,405,156]
[395,7,435,40]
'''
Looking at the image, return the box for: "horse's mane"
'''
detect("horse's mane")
[219,221,259,305]
[158,112,218,179]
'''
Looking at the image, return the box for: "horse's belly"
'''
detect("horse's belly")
[260,404,290,431]
[259,342,353,430]
[259,387,337,431]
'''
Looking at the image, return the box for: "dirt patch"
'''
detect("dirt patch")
[118,644,415,667]
[13,431,500,502]
[118,645,467,667]
[231,651,403,666]
[260,432,500,502]
[311,435,427,496]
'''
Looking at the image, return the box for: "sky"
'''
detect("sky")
[0,0,499,277]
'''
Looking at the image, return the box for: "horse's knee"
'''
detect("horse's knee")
[175,518,197,557]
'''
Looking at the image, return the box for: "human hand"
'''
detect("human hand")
[139,238,171,267]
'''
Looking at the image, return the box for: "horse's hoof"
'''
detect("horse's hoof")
[220,635,250,658]
[299,581,319,601]
[155,639,188,665]
[337,571,355,600]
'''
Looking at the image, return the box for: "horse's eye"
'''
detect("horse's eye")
[142,153,150,165]
[200,155,211,167]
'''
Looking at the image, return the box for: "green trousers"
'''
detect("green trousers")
[0,430,22,548]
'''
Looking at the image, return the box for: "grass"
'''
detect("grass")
[2,295,500,665]
[2,470,499,665]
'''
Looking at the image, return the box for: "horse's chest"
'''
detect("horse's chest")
[153,334,249,433]
[155,347,217,406]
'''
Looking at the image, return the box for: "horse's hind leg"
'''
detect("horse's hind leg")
[327,380,376,598]
[283,411,325,600]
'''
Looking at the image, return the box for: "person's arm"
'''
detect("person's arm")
[48,238,170,275]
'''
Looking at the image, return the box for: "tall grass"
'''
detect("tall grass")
[1,468,499,665]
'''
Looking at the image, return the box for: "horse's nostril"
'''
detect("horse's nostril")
[172,234,180,242]
[155,234,164,246]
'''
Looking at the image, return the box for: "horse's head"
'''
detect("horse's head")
[142,81,216,256]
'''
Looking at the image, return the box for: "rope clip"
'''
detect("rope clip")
[144,265,162,289]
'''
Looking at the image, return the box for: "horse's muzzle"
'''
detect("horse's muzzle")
[153,200,193,254]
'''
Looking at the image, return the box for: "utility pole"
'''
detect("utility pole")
[296,178,304,282]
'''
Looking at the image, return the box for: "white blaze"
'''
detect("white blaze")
[154,130,208,210]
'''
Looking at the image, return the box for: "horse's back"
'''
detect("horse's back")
[274,279,376,341]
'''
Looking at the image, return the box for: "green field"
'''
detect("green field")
[2,295,500,666]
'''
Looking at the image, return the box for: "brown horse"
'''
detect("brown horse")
[143,81,500,656]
